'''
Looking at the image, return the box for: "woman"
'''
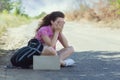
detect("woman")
[35,11,75,67]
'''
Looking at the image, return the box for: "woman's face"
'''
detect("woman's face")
[51,17,65,27]
[55,17,65,24]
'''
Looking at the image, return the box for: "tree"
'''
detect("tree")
[11,0,22,15]
[0,0,12,12]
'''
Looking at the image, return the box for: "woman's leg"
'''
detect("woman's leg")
[41,45,66,66]
[41,45,57,56]
[57,46,74,60]
[41,45,74,66]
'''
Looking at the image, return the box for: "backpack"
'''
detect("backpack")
[10,38,43,68]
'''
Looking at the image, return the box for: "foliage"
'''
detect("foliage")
[0,0,12,12]
[11,0,22,15]
[34,12,46,19]
[110,0,120,14]
[0,0,29,17]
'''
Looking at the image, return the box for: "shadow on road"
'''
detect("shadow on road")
[0,50,120,80]
[0,49,15,65]
[67,51,120,80]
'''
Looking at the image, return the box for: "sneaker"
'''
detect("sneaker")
[64,58,75,67]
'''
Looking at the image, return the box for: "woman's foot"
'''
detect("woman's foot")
[64,58,75,67]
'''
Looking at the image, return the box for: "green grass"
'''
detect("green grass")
[0,13,32,37]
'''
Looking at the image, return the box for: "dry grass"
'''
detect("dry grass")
[65,0,120,28]
[65,8,100,22]
[0,14,31,37]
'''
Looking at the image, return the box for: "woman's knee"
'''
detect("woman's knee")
[42,46,57,56]
[67,46,74,53]
[47,47,57,55]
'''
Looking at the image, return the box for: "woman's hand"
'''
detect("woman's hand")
[53,21,65,32]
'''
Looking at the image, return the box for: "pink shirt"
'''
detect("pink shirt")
[35,26,59,46]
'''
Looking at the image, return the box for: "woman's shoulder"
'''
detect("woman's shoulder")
[39,25,51,31]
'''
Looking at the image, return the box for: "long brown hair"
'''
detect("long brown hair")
[36,11,65,32]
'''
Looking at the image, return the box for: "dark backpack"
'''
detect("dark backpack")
[10,38,43,68]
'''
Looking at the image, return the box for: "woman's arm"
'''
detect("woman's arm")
[41,20,64,47]
[58,32,69,48]
[41,31,59,47]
